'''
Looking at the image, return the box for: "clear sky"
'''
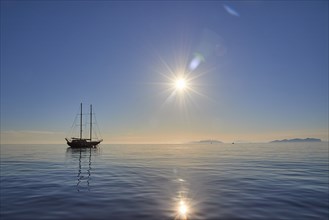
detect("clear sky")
[1,1,328,144]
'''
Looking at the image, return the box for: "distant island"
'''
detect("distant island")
[189,139,223,144]
[270,138,321,143]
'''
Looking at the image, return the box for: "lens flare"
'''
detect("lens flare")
[188,53,205,71]
[223,4,240,17]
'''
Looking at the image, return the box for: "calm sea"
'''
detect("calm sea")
[0,143,328,220]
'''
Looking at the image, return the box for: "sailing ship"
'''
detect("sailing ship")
[65,103,103,148]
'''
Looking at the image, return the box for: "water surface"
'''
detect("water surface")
[1,143,328,219]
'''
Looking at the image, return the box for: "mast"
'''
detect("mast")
[80,103,83,140]
[90,105,92,141]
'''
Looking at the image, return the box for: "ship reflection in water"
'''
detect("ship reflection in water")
[66,147,100,192]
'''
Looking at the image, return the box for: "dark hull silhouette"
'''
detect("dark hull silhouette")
[66,138,102,148]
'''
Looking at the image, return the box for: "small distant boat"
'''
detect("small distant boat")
[65,103,103,148]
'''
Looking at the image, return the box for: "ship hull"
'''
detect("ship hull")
[66,138,102,148]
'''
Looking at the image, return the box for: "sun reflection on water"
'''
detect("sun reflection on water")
[178,199,189,219]
[173,176,193,220]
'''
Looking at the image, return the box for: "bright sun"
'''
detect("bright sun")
[175,79,187,90]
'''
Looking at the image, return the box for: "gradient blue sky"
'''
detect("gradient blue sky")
[1,1,328,144]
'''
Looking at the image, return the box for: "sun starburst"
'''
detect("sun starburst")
[151,49,213,114]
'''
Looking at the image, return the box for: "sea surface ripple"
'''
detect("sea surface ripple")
[1,143,328,219]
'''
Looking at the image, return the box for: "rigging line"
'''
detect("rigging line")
[67,117,77,137]
[93,113,103,139]
[66,108,80,138]
[91,113,99,139]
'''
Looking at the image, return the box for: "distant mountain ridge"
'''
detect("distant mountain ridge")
[270,138,321,143]
[189,139,223,144]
